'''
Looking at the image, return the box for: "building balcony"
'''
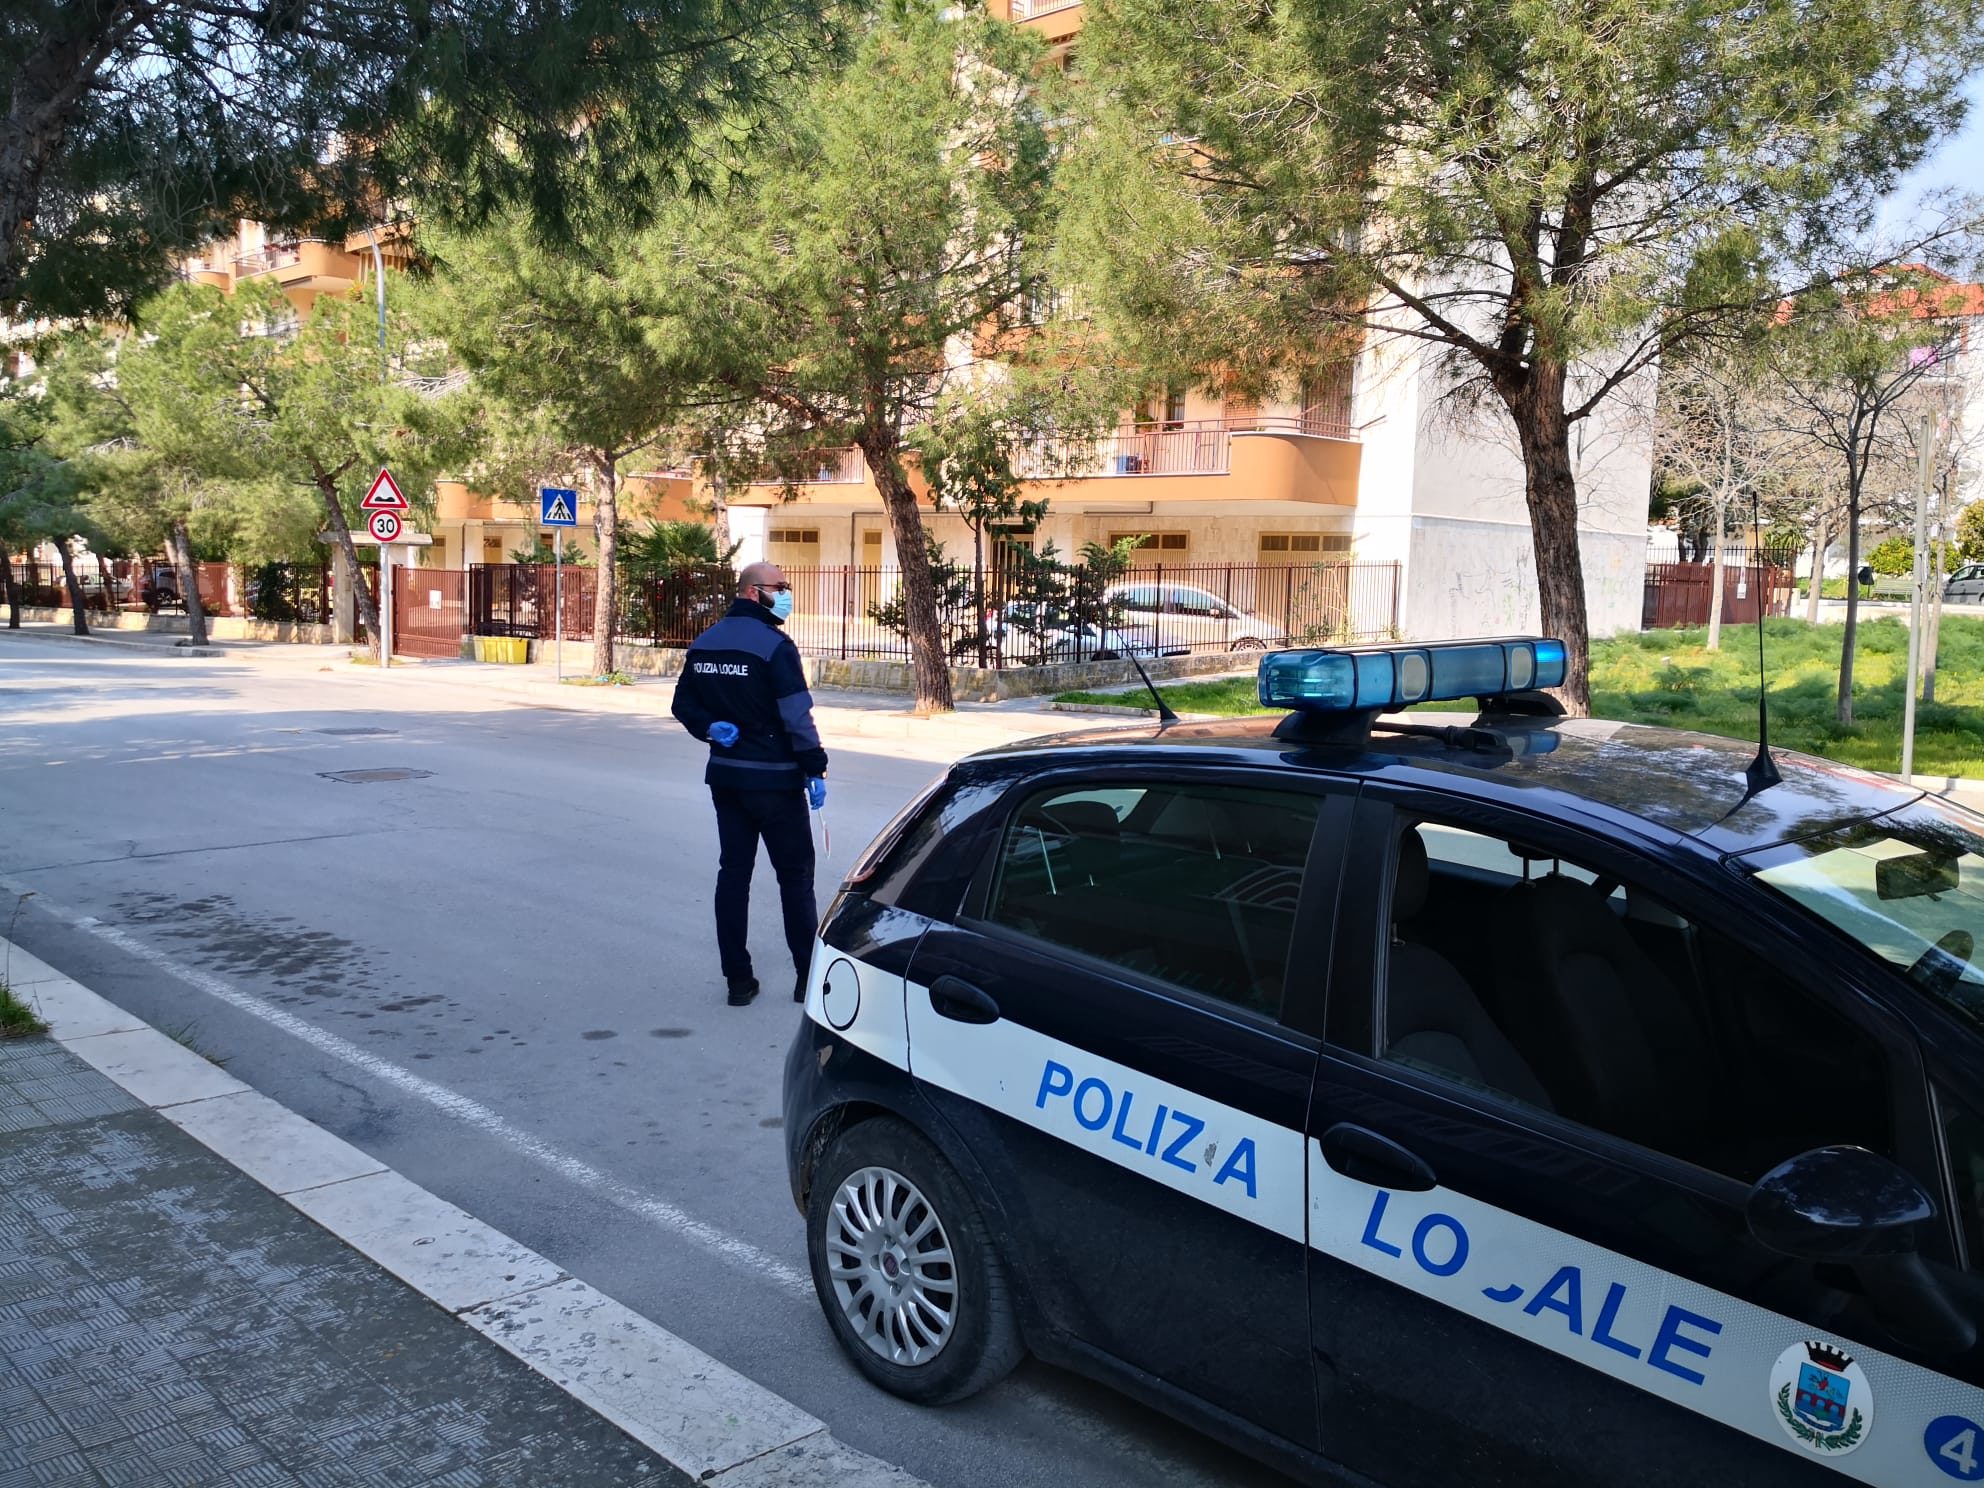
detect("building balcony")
[747,447,867,486]
[1008,418,1358,506]
[1007,0,1084,31]
[232,239,360,291]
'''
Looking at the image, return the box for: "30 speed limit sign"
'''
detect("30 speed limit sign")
[368,510,402,543]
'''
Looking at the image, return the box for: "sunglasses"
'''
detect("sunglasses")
[754,582,792,594]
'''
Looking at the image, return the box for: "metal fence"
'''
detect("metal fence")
[1642,545,1799,629]
[468,559,1401,668]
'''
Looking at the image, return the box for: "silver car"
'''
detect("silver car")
[1106,582,1286,654]
[1947,563,1984,604]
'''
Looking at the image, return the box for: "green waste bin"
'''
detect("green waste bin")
[474,636,529,664]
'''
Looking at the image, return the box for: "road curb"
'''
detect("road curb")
[0,625,225,657]
[0,934,926,1488]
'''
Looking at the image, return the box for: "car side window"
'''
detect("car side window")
[1377,816,1892,1182]
[983,781,1319,1020]
[1942,1091,1984,1267]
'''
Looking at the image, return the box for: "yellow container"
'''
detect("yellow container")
[474,636,529,664]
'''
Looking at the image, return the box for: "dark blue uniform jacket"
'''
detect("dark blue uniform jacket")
[670,597,829,789]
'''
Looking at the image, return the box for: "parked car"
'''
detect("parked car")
[987,602,1156,665]
[1105,581,1285,653]
[1947,563,1984,604]
[788,633,1984,1487]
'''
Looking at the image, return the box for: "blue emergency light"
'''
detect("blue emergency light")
[1258,637,1567,713]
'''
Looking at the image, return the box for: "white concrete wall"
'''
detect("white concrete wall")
[1350,335,1654,640]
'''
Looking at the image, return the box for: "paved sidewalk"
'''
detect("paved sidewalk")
[0,1035,682,1488]
[0,945,921,1488]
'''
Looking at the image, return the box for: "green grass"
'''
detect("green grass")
[0,980,48,1039]
[563,671,635,687]
[1055,617,1984,778]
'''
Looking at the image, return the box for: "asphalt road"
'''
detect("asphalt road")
[0,632,1291,1488]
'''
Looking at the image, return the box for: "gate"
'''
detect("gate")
[1642,547,1797,629]
[392,568,468,658]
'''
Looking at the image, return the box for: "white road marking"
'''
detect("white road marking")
[0,877,812,1296]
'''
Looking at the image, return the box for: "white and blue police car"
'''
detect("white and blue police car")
[784,636,1984,1487]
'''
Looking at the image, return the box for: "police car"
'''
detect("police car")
[783,636,1984,1487]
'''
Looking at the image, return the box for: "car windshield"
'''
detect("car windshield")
[1743,798,1984,1024]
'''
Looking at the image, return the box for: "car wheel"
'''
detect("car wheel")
[1231,637,1266,652]
[806,1117,1024,1404]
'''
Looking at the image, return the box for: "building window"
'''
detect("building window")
[768,528,820,548]
[1110,532,1188,553]
[1260,533,1351,556]
[1299,364,1355,436]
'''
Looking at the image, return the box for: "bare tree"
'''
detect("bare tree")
[1654,341,1779,650]
[1766,271,1968,725]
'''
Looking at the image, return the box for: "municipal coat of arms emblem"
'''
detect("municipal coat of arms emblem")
[1769,1340,1873,1456]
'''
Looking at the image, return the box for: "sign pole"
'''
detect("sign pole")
[538,487,578,679]
[380,542,394,668]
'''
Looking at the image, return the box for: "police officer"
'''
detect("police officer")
[671,562,828,1006]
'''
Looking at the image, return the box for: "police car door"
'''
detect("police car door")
[903,771,1348,1454]
[1305,792,1975,1488]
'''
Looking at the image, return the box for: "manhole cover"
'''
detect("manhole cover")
[314,726,396,736]
[319,768,433,784]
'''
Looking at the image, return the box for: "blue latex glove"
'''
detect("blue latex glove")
[707,721,740,748]
[807,777,827,811]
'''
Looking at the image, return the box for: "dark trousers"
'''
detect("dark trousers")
[711,785,818,987]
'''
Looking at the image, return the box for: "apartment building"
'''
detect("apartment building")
[169,0,1660,645]
[176,221,702,571]
[700,0,1657,641]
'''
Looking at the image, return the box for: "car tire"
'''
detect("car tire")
[806,1117,1025,1405]
[1231,637,1266,652]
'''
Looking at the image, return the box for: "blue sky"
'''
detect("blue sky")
[1881,76,1984,233]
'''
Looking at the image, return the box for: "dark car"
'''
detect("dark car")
[786,636,1984,1487]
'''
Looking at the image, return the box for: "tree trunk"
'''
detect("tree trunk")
[55,541,88,635]
[1838,482,1863,727]
[707,465,731,557]
[864,436,953,713]
[168,520,209,647]
[1705,501,1727,652]
[590,454,619,677]
[1806,508,1828,624]
[0,9,128,309]
[317,475,381,660]
[1502,365,1591,715]
[1,548,18,628]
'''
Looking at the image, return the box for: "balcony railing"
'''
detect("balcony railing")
[1015,415,1358,480]
[1012,0,1082,16]
[231,238,343,278]
[748,447,867,485]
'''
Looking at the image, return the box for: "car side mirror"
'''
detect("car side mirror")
[1751,1147,1978,1356]
[1747,1146,1935,1261]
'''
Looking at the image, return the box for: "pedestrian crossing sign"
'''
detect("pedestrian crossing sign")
[540,487,578,527]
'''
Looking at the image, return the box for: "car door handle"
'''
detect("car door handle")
[1319,1124,1438,1192]
[928,976,1000,1025]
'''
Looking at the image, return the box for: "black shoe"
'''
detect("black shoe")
[726,978,761,1007]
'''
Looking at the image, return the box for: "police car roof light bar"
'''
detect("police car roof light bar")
[1258,637,1568,715]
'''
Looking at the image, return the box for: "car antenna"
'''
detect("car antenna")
[1739,485,1783,804]
[1122,644,1180,726]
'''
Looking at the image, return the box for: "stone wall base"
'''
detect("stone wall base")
[10,608,336,644]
